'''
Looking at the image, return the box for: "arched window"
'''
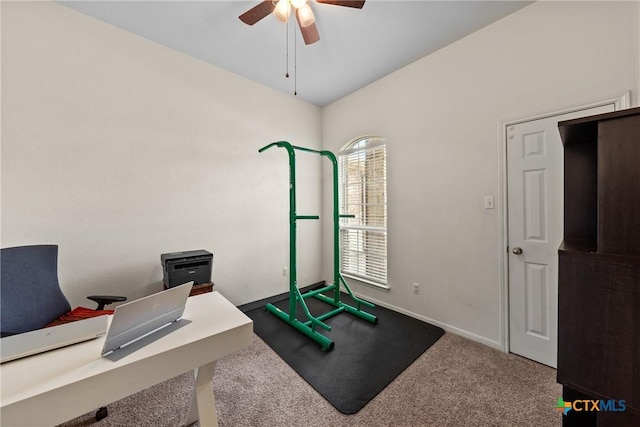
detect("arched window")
[338,136,387,287]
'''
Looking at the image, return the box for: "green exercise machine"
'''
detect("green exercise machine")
[259,141,378,351]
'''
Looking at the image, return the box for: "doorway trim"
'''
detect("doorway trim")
[497,91,631,353]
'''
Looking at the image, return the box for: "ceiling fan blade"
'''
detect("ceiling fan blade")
[296,12,320,45]
[315,0,365,9]
[239,1,276,25]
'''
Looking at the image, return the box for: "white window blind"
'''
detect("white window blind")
[339,136,387,286]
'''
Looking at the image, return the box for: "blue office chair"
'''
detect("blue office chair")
[0,244,126,421]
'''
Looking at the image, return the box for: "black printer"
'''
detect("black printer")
[161,250,213,288]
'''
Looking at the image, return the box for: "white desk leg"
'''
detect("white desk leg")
[185,361,218,427]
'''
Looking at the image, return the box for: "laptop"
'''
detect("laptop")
[101,281,193,356]
[0,315,108,363]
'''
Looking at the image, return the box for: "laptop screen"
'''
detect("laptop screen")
[101,281,193,356]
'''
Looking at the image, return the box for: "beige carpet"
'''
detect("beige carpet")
[60,332,562,427]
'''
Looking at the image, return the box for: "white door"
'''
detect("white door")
[507,104,615,368]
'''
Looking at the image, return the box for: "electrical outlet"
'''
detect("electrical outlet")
[413,283,420,294]
[282,267,288,277]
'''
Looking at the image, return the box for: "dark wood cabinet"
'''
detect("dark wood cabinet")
[598,117,640,255]
[557,107,640,426]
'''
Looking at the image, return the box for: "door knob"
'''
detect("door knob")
[512,247,523,255]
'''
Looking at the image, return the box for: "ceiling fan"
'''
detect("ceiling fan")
[239,0,366,45]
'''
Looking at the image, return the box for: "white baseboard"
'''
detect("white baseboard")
[353,291,503,351]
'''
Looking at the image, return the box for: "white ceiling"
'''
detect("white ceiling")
[59,1,531,106]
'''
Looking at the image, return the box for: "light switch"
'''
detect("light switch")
[484,196,495,209]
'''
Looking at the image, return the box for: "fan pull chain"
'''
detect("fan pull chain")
[294,26,297,96]
[285,18,289,79]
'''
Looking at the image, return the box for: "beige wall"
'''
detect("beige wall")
[1,1,322,307]
[322,1,640,347]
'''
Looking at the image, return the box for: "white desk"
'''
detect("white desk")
[0,291,253,427]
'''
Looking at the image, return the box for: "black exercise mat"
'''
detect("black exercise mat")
[240,289,445,414]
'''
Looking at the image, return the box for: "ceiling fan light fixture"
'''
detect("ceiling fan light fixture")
[274,0,291,22]
[297,4,315,28]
